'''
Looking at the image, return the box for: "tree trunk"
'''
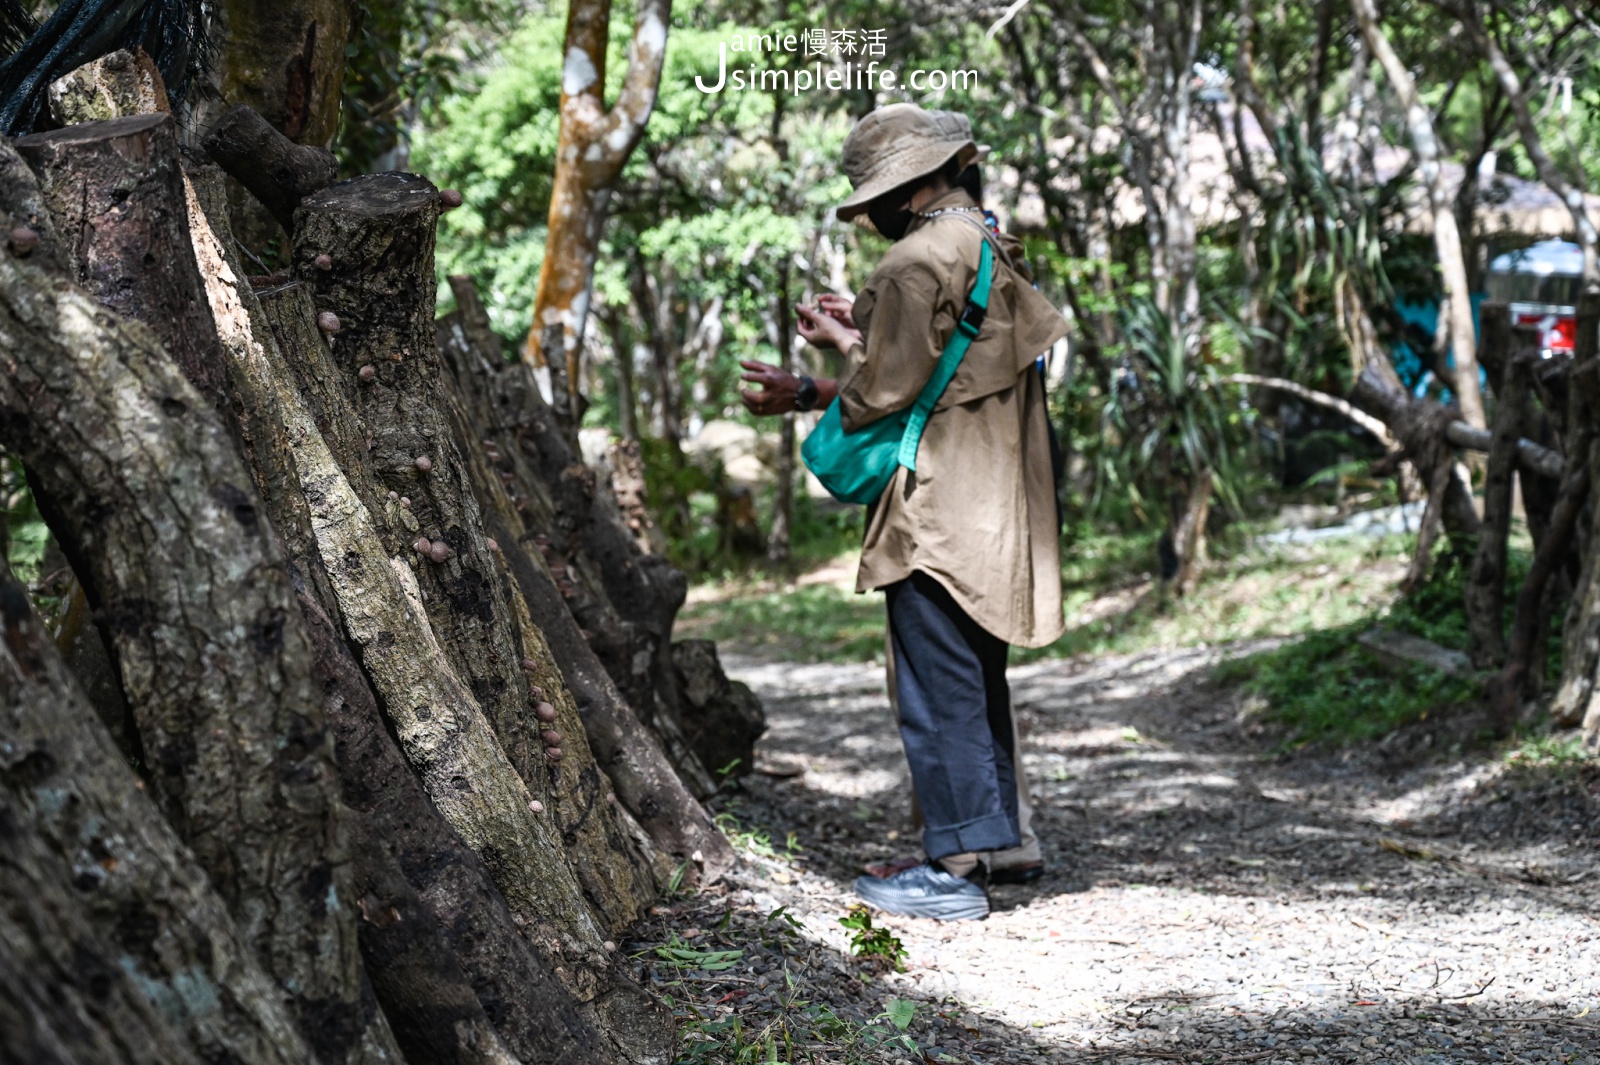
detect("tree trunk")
[523,0,672,424]
[1550,292,1600,740]
[0,135,399,1065]
[203,0,353,148]
[768,260,795,568]
[1464,304,1521,666]
[203,103,340,233]
[0,565,314,1065]
[1172,467,1212,597]
[1351,0,1486,431]
[1489,423,1593,733]
[1466,10,1600,288]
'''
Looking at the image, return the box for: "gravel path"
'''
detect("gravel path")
[634,645,1600,1063]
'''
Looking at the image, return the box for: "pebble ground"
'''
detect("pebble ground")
[633,646,1599,1063]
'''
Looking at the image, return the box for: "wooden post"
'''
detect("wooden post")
[1464,303,1518,666]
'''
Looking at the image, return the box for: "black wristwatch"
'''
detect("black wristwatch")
[794,374,820,412]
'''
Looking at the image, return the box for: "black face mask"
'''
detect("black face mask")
[866,198,914,241]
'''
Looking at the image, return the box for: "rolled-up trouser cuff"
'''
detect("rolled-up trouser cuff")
[923,810,1022,862]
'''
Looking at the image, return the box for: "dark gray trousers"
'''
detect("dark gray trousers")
[885,571,1021,861]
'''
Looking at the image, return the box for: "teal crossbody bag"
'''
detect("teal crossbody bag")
[801,240,994,506]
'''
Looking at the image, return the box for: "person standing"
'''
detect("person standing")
[743,104,1067,920]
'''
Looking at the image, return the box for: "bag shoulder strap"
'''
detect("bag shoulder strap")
[895,239,994,471]
[944,209,1016,272]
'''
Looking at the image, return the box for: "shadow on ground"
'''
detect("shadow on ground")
[644,647,1600,1062]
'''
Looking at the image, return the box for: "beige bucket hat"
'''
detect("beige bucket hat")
[836,103,979,220]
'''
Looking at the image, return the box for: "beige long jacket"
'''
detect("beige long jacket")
[838,189,1069,648]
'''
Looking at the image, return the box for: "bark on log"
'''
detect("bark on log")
[505,347,712,793]
[0,140,58,262]
[438,277,733,877]
[0,205,395,1064]
[15,114,233,423]
[0,565,315,1065]
[210,173,647,998]
[300,585,637,1065]
[184,171,668,1060]
[46,49,169,126]
[203,104,339,233]
[290,172,662,923]
[672,639,766,780]
[250,275,614,993]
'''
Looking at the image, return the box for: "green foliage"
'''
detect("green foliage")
[339,0,524,173]
[838,906,907,972]
[713,808,802,862]
[653,903,921,1063]
[3,455,49,584]
[1098,296,1251,521]
[652,936,746,973]
[679,584,884,663]
[1212,549,1494,747]
[1214,623,1480,748]
[1505,732,1592,770]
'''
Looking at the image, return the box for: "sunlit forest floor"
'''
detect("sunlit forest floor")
[648,526,1600,1062]
[679,522,1415,668]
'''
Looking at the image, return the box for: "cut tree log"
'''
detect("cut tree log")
[505,340,715,794]
[0,188,398,1065]
[672,639,766,780]
[0,564,313,1065]
[437,275,733,877]
[252,275,616,996]
[441,278,732,876]
[203,103,340,232]
[300,585,642,1065]
[15,114,234,423]
[289,171,660,939]
[184,169,668,1059]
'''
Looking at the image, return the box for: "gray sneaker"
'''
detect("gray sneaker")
[852,862,990,921]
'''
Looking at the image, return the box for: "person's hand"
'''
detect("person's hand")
[796,303,861,351]
[740,360,799,416]
[817,294,857,330]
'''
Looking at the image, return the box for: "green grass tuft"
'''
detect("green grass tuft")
[1213,624,1479,747]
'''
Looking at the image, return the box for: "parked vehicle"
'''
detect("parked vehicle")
[1485,239,1583,355]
